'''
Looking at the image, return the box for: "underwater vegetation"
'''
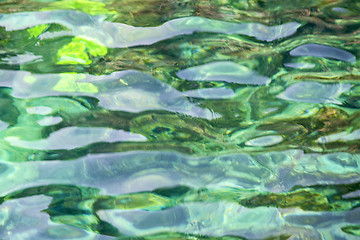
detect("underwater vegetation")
[0,0,360,239]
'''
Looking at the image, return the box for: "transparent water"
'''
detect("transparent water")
[0,0,360,239]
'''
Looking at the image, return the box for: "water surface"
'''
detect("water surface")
[0,0,360,239]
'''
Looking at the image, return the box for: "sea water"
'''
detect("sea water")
[0,0,359,239]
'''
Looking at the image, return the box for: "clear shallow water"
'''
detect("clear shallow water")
[0,0,360,239]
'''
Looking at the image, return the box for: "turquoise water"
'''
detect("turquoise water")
[0,0,360,239]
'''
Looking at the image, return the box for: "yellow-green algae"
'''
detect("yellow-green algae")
[57,37,107,65]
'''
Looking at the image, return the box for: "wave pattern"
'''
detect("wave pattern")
[0,0,360,239]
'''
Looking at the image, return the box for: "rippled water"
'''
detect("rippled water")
[0,0,360,239]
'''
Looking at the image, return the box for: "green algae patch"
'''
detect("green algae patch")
[27,23,69,39]
[43,0,116,15]
[342,225,360,237]
[57,37,107,65]
[27,24,49,38]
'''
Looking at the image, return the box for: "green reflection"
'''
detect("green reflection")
[0,0,360,239]
[1,181,359,237]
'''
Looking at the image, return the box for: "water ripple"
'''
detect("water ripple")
[0,11,301,48]
[0,0,360,239]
